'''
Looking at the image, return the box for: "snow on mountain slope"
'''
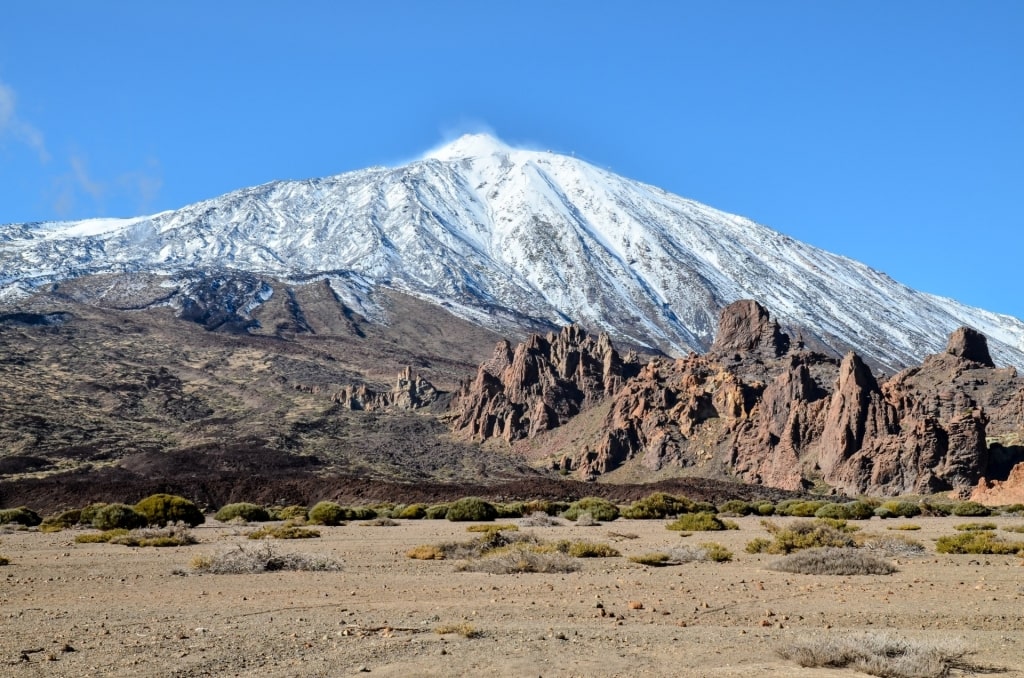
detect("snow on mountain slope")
[3,133,1024,372]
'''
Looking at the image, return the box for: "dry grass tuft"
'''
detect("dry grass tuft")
[190,543,341,574]
[778,631,979,678]
[519,512,562,527]
[858,533,927,558]
[746,519,857,554]
[466,523,518,533]
[770,547,897,575]
[406,544,446,560]
[247,523,320,540]
[359,517,399,527]
[434,623,481,638]
[935,531,1024,554]
[629,552,671,566]
[455,548,578,574]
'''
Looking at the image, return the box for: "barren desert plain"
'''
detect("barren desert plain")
[2,510,1023,677]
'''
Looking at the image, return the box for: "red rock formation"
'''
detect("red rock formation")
[971,461,1024,505]
[334,366,439,411]
[450,301,1024,496]
[449,324,631,442]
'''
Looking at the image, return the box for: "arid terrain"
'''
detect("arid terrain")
[2,513,1023,677]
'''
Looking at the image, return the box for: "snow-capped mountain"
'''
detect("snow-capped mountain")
[4,133,1024,372]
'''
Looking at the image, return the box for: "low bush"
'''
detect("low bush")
[214,503,270,523]
[406,544,447,560]
[858,534,927,558]
[79,503,108,525]
[134,494,205,527]
[446,497,498,522]
[271,505,309,521]
[565,541,619,558]
[562,497,619,522]
[455,548,578,574]
[359,517,399,527]
[1003,525,1024,534]
[0,555,8,566]
[813,503,851,520]
[935,531,1024,555]
[92,504,147,531]
[75,529,130,543]
[666,512,735,532]
[621,492,693,519]
[190,543,341,573]
[343,506,378,521]
[40,509,82,532]
[756,502,776,516]
[434,623,481,638]
[495,502,525,519]
[629,552,671,566]
[717,499,756,516]
[880,500,922,518]
[392,504,427,520]
[776,500,827,517]
[746,519,857,554]
[466,523,518,533]
[954,522,997,531]
[918,501,954,517]
[886,523,921,531]
[770,547,897,575]
[247,523,320,539]
[778,632,977,678]
[108,524,197,547]
[520,512,562,527]
[308,501,347,526]
[0,506,42,527]
[523,500,570,516]
[1001,503,1024,515]
[424,504,450,520]
[951,501,991,517]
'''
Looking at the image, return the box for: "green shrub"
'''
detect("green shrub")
[954,522,997,531]
[215,503,270,523]
[308,501,347,526]
[393,504,427,520]
[566,541,620,558]
[951,502,991,517]
[918,501,954,517]
[248,523,320,539]
[342,506,377,521]
[1001,503,1024,515]
[842,501,876,520]
[717,499,756,516]
[814,503,852,520]
[746,519,857,554]
[622,493,694,519]
[191,543,340,573]
[629,552,672,566]
[446,497,498,522]
[79,503,108,525]
[666,512,733,532]
[273,505,309,521]
[92,504,147,530]
[562,497,619,522]
[873,507,894,519]
[887,524,921,531]
[935,532,1024,554]
[699,542,734,562]
[424,504,451,520]
[134,494,204,527]
[880,500,922,518]
[495,502,525,519]
[40,509,82,532]
[75,528,130,543]
[108,524,197,547]
[0,506,41,527]
[466,523,518,533]
[756,502,776,516]
[778,500,828,517]
[523,500,570,516]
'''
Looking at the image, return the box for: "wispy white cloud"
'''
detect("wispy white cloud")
[0,79,49,163]
[52,153,163,218]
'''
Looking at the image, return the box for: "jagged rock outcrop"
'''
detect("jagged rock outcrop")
[458,300,1024,496]
[971,461,1024,505]
[449,324,633,442]
[334,367,439,411]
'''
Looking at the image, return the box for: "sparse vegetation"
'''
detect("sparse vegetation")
[778,631,977,678]
[308,501,347,526]
[776,499,827,517]
[445,497,498,522]
[1003,525,1024,533]
[78,503,108,525]
[879,500,922,518]
[91,504,147,531]
[562,497,619,522]
[75,529,130,544]
[953,522,997,531]
[455,548,578,574]
[360,517,399,527]
[629,552,672,566]
[950,501,991,517]
[392,504,427,519]
[40,509,82,532]
[520,512,562,527]
[666,512,736,532]
[435,623,481,638]
[574,511,599,526]
[746,519,857,554]
[770,547,897,575]
[190,543,341,574]
[859,534,927,558]
[134,494,205,527]
[247,523,320,539]
[622,492,694,519]
[717,499,757,516]
[108,524,197,547]
[935,531,1024,554]
[887,523,921,531]
[271,505,309,521]
[495,502,525,519]
[0,506,42,527]
[565,541,619,558]
[406,544,447,560]
[214,503,270,523]
[424,504,451,519]
[522,500,570,516]
[466,523,518,533]
[816,501,875,520]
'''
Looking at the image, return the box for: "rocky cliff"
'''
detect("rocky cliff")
[455,301,1024,496]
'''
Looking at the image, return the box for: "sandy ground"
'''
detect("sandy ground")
[2,515,1023,677]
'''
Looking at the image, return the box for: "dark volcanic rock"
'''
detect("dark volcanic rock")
[710,300,790,359]
[334,367,440,411]
[946,326,995,367]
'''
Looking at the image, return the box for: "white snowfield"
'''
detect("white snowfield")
[3,133,1023,372]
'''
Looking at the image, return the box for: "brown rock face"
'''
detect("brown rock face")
[971,461,1024,505]
[455,301,1024,496]
[449,324,631,442]
[334,367,439,411]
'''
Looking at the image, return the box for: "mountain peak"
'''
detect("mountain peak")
[423,133,512,161]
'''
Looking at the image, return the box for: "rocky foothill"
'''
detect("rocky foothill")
[450,300,1024,498]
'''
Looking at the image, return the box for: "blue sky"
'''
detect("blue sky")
[2,1,1022,319]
